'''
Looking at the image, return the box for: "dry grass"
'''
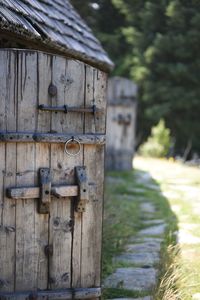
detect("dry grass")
[135,156,200,299]
[154,245,186,300]
[103,157,200,299]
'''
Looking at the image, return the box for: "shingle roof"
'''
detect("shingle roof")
[0,0,113,72]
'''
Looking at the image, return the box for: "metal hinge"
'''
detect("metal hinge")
[75,166,89,213]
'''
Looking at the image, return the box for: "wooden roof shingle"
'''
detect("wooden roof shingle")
[0,0,113,72]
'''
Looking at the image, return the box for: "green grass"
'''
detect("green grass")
[102,168,178,299]
[134,157,200,299]
[102,171,144,279]
[103,157,200,299]
[103,288,150,299]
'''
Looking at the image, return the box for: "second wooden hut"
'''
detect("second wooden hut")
[106,77,138,170]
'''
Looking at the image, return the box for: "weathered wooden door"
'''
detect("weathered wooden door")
[0,50,107,299]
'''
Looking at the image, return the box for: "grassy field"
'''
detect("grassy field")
[102,156,200,299]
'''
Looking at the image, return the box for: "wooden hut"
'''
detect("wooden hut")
[0,1,113,299]
[106,77,138,170]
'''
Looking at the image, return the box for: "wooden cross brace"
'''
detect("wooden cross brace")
[7,167,89,214]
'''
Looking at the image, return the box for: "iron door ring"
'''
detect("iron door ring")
[64,137,81,156]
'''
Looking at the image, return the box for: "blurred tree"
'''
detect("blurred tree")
[113,0,200,155]
[72,0,200,156]
[139,119,172,158]
[71,0,131,75]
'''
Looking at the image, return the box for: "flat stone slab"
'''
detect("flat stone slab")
[132,237,163,244]
[115,251,159,266]
[104,267,157,291]
[137,224,166,237]
[125,241,161,252]
[142,219,165,226]
[126,194,147,202]
[144,183,160,191]
[109,297,151,300]
[135,172,152,183]
[140,203,156,214]
[133,187,147,194]
[134,297,152,300]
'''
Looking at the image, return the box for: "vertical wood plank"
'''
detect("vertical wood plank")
[0,50,10,292]
[66,60,85,289]
[49,58,85,289]
[37,53,51,133]
[15,51,38,291]
[34,52,52,289]
[93,70,107,134]
[81,68,107,289]
[3,51,18,292]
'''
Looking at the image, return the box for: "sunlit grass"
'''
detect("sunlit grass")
[103,166,178,298]
[103,157,200,299]
[135,156,200,299]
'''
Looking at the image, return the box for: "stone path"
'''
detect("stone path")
[105,157,200,299]
[111,298,151,300]
[104,192,166,300]
[133,157,200,299]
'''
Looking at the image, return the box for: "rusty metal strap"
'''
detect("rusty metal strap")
[0,287,101,300]
[0,132,106,145]
[38,104,103,115]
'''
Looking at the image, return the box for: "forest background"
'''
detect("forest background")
[71,0,200,158]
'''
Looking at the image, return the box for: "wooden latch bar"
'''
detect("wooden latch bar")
[7,167,89,214]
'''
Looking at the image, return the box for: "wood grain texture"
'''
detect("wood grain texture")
[0,287,101,299]
[0,50,14,292]
[7,185,78,200]
[34,52,51,289]
[15,51,38,291]
[51,185,78,198]
[0,50,107,298]
[0,52,5,291]
[81,67,107,293]
[49,57,85,289]
[62,59,85,289]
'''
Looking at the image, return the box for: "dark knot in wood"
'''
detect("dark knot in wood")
[44,245,53,257]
